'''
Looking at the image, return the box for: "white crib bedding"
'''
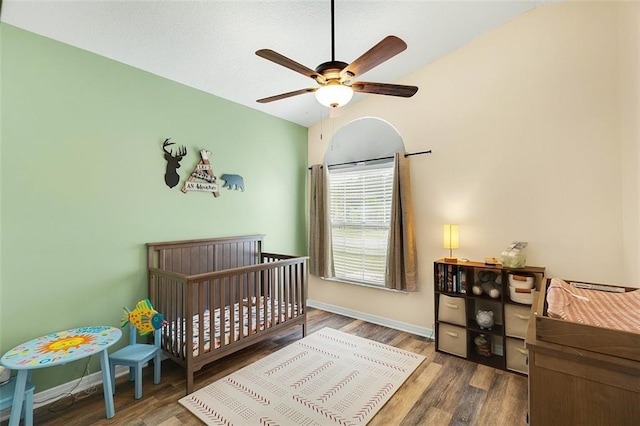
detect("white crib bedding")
[166,297,299,356]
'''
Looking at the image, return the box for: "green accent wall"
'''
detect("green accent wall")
[0,24,308,392]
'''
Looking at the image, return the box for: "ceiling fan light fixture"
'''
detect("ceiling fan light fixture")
[255,0,418,106]
[315,82,353,108]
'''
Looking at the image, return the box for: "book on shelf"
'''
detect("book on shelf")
[437,263,445,291]
[436,263,468,294]
[459,268,467,293]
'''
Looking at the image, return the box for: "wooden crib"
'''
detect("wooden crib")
[147,234,308,394]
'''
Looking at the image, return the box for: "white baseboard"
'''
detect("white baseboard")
[307,299,434,339]
[0,365,130,421]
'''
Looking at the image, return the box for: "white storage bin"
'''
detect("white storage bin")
[509,286,535,305]
[508,273,535,289]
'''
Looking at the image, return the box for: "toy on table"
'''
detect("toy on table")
[121,299,167,335]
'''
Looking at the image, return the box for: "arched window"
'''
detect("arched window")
[311,117,416,291]
[324,118,405,286]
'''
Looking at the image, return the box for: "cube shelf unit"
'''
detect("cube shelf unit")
[433,259,545,374]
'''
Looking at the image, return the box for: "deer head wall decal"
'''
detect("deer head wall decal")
[162,138,187,188]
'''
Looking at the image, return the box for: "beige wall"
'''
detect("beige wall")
[307,1,639,331]
[617,1,640,285]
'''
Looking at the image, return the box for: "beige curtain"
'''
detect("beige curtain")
[309,165,334,278]
[386,153,418,291]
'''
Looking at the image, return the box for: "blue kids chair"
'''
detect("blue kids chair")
[0,376,35,426]
[109,299,166,399]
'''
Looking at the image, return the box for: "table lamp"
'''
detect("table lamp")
[443,224,459,263]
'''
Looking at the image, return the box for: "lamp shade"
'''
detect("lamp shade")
[443,224,459,249]
[315,82,353,108]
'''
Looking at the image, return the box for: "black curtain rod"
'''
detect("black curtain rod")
[307,150,432,170]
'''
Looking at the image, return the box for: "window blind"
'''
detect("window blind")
[328,162,394,286]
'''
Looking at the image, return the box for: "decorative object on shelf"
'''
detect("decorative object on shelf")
[484,257,500,265]
[162,138,187,188]
[500,241,528,268]
[472,270,501,298]
[220,174,245,191]
[182,150,220,197]
[474,334,492,357]
[476,310,495,330]
[443,224,459,262]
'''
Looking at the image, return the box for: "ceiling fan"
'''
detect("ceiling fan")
[255,0,419,108]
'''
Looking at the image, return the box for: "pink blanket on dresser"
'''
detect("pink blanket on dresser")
[546,278,640,334]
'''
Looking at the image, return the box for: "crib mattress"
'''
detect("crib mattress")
[166,297,299,356]
[546,278,640,334]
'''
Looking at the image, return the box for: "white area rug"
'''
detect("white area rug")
[179,327,425,425]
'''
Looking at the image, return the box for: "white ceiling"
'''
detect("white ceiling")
[1,1,559,128]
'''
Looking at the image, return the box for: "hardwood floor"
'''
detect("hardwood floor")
[5,308,529,425]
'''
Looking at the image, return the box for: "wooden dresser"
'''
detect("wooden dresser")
[525,292,640,426]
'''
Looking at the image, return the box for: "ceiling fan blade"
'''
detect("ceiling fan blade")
[340,35,407,83]
[256,49,326,84]
[256,88,317,104]
[351,82,418,98]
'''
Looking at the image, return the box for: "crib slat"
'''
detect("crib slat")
[230,275,236,344]
[248,272,254,337]
[219,278,225,349]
